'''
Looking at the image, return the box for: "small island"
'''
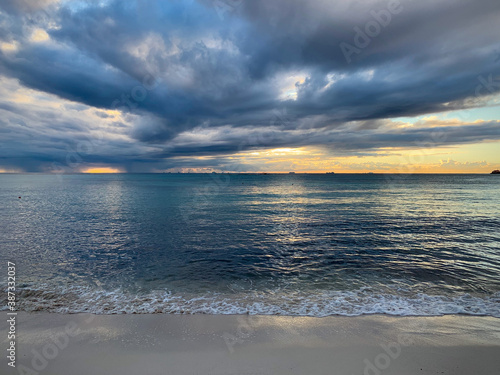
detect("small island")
[491,170,500,174]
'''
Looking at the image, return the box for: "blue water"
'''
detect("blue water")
[1,174,499,316]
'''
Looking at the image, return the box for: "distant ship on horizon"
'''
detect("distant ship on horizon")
[326,172,335,174]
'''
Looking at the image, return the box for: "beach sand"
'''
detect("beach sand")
[2,313,499,375]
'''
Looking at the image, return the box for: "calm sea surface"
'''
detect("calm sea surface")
[1,174,499,316]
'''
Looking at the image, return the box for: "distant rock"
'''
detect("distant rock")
[491,170,500,174]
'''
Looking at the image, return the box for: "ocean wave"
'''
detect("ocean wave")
[3,285,500,317]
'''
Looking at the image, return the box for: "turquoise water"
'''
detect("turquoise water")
[1,174,499,316]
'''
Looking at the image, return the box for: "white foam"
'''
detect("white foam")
[3,285,499,317]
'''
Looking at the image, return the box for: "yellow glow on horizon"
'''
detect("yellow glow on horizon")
[83,167,122,174]
[224,141,500,174]
[268,148,307,155]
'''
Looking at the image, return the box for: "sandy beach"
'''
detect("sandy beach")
[2,0,500,373]
[2,313,499,375]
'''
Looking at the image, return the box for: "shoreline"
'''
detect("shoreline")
[2,313,499,375]
[9,285,500,316]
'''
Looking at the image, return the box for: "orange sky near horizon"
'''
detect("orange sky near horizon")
[82,167,123,174]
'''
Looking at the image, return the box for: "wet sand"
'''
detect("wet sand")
[2,313,499,375]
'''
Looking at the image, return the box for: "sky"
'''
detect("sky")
[0,0,499,173]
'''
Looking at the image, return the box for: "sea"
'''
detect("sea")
[1,173,499,317]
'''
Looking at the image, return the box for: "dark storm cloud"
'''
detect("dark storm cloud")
[0,0,499,171]
[153,120,500,158]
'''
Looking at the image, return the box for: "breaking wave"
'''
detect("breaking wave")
[4,285,500,317]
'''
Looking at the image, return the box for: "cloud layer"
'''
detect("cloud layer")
[0,0,499,172]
